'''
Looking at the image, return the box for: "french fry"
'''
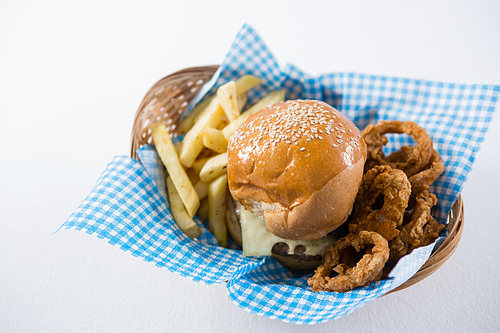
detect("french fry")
[179,97,224,168]
[166,177,201,238]
[203,127,228,153]
[236,93,247,113]
[222,90,285,140]
[217,81,239,122]
[193,95,218,124]
[235,75,262,94]
[208,174,228,247]
[217,114,230,130]
[192,156,211,175]
[243,90,285,115]
[198,198,209,220]
[151,123,200,217]
[197,148,213,160]
[175,141,183,156]
[182,75,257,134]
[186,167,200,185]
[177,95,216,134]
[199,152,228,183]
[193,180,208,200]
[221,121,241,142]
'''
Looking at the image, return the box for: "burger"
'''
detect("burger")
[226,100,367,269]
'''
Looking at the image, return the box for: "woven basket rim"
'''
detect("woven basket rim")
[130,65,219,159]
[129,65,464,294]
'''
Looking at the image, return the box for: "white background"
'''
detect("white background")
[1,1,499,332]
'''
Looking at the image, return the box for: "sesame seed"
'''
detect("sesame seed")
[300,147,305,151]
[228,100,354,154]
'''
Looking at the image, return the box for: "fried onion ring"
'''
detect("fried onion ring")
[389,191,445,261]
[308,231,389,293]
[348,165,411,241]
[408,149,445,193]
[362,121,434,177]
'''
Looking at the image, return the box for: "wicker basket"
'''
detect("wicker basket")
[130,65,464,294]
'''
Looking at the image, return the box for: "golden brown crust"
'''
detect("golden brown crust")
[227,100,367,240]
[308,231,390,293]
[348,165,411,241]
[362,120,433,177]
[389,190,446,261]
[408,149,445,193]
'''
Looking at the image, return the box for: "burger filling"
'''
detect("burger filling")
[240,206,337,257]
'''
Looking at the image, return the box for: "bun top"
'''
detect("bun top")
[227,100,367,240]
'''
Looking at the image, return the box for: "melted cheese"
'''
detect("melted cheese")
[240,206,337,257]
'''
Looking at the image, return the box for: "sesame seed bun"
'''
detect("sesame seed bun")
[227,100,367,240]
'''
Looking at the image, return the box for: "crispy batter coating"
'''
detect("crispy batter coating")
[362,121,433,177]
[305,120,447,293]
[409,149,445,193]
[348,166,411,241]
[389,191,446,261]
[308,231,389,293]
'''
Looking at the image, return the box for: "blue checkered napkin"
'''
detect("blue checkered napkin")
[136,145,167,201]
[227,241,432,325]
[227,243,434,325]
[60,155,257,284]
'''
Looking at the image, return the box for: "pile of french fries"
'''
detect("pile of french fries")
[151,75,285,247]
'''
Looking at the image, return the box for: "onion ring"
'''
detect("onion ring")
[348,165,411,241]
[389,190,446,261]
[308,231,389,293]
[408,149,445,192]
[362,121,434,177]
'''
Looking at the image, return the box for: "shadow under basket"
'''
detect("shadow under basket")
[130,65,464,294]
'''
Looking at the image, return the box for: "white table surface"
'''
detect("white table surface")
[2,1,499,332]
